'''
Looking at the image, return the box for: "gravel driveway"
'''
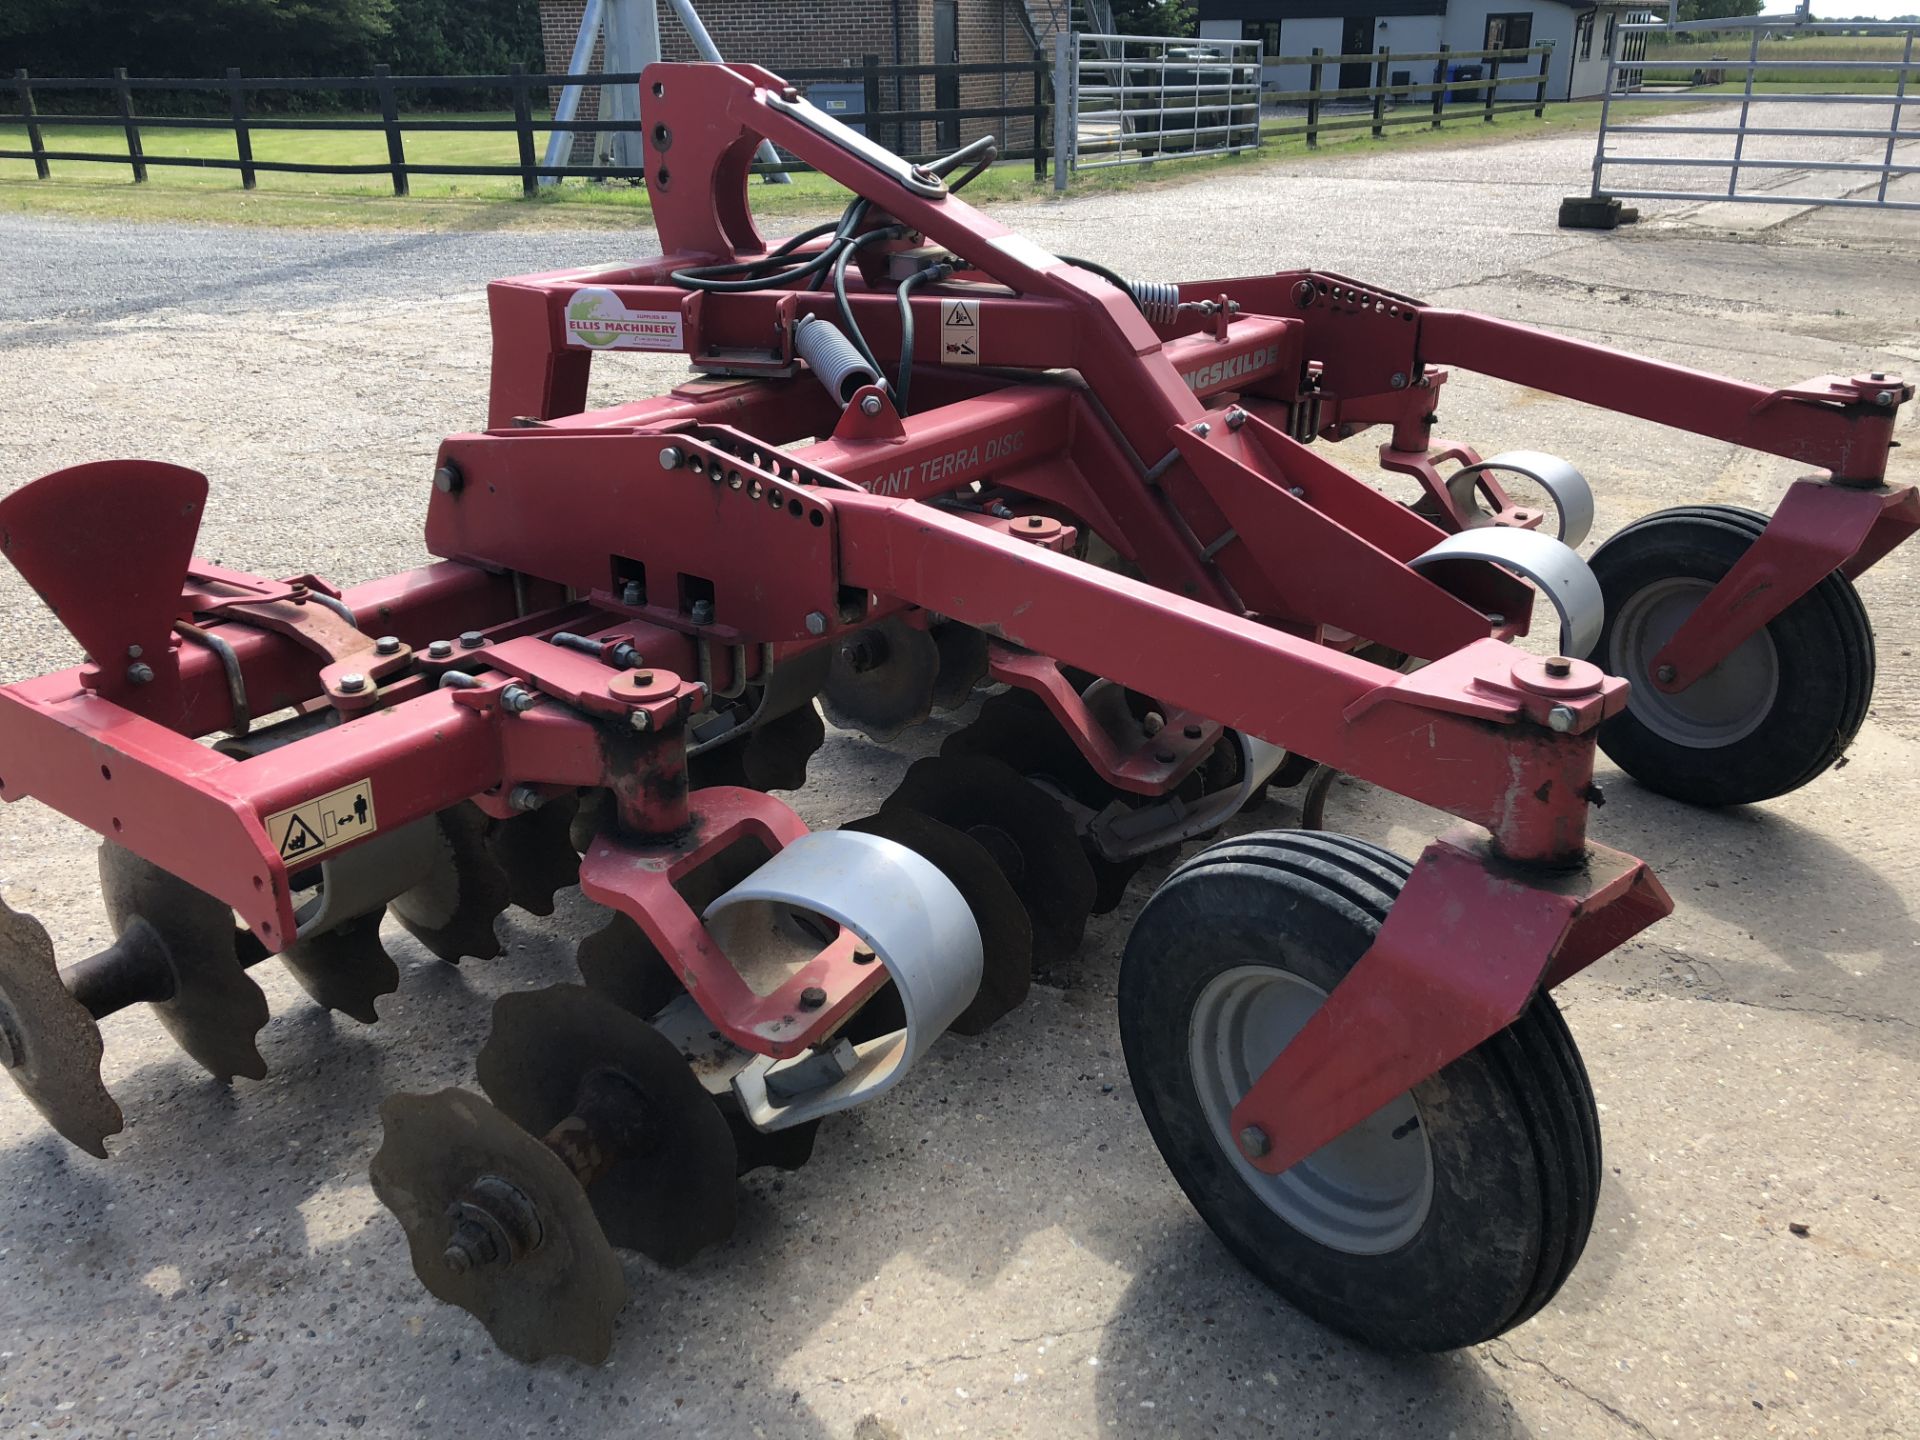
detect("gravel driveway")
[1,106,1918,1440]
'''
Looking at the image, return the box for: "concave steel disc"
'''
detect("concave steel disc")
[369,1087,626,1365]
[842,808,1033,1035]
[488,796,582,919]
[929,622,990,711]
[98,842,269,1083]
[881,755,1096,968]
[574,911,688,1022]
[0,897,123,1156]
[476,985,738,1267]
[390,803,510,963]
[278,911,398,1025]
[821,616,941,743]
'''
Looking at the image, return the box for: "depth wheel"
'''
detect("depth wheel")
[1587,505,1874,806]
[1117,831,1600,1353]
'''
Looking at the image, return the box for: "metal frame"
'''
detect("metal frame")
[1067,32,1263,172]
[3,61,1914,1183]
[1591,16,1920,210]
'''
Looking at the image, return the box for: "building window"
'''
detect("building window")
[1241,20,1282,56]
[1576,12,1595,60]
[1603,13,1618,55]
[1484,13,1534,51]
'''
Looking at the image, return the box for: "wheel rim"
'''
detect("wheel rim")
[1188,965,1433,1255]
[1610,576,1779,748]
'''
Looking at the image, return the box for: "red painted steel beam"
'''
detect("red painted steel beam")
[1420,309,1906,483]
[834,492,1615,864]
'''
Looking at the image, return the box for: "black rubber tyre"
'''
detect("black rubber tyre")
[1117,831,1600,1353]
[1586,505,1874,806]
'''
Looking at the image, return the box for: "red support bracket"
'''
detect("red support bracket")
[1651,480,1920,692]
[1229,829,1673,1176]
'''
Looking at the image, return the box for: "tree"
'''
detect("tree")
[1676,0,1766,22]
[1108,0,1197,39]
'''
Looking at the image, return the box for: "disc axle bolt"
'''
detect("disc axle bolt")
[1236,1125,1270,1160]
[1544,656,1572,678]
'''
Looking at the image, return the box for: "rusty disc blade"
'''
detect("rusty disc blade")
[0,897,123,1157]
[574,911,688,1022]
[929,622,990,711]
[821,616,940,743]
[881,755,1096,968]
[278,912,399,1025]
[98,843,268,1083]
[390,803,509,964]
[842,809,1033,1036]
[477,985,738,1267]
[370,1087,626,1365]
[489,797,582,919]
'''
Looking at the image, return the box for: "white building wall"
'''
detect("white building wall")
[1439,0,1573,101]
[1202,15,1346,100]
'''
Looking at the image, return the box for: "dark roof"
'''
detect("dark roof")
[1197,0,1448,18]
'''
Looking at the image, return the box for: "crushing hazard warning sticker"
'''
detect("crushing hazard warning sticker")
[267,780,377,864]
[940,298,979,365]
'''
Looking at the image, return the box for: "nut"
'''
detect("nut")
[500,686,537,714]
[859,394,883,417]
[689,598,714,626]
[375,635,402,656]
[1391,372,1408,389]
[337,673,368,694]
[1193,421,1211,438]
[433,462,464,495]
[459,630,485,650]
[799,985,828,1011]
[1876,390,1896,407]
[508,785,543,813]
[427,639,454,660]
[1547,705,1576,733]
[1236,1125,1270,1160]
[804,611,829,636]
[1544,656,1572,678]
[1655,663,1677,683]
[125,662,154,685]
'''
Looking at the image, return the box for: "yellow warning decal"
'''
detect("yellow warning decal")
[266,780,377,865]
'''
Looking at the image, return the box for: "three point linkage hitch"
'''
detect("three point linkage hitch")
[1,62,1912,1363]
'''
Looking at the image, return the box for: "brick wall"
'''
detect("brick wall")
[536,0,1043,166]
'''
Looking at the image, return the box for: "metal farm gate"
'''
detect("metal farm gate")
[1053,31,1263,187]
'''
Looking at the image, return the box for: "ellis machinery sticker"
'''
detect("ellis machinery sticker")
[563,287,684,351]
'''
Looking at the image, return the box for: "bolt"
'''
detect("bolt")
[500,685,537,714]
[125,644,142,659]
[1236,1125,1270,1160]
[1548,705,1577,733]
[125,662,154,686]
[433,463,464,495]
[1225,407,1247,430]
[1871,371,1887,381]
[659,446,684,471]
[690,598,715,626]
[375,635,402,656]
[799,985,828,1011]
[1154,748,1176,764]
[1655,663,1677,683]
[851,944,877,966]
[1292,280,1316,307]
[459,631,485,650]
[442,1218,495,1273]
[1544,656,1572,678]
[1183,723,1203,740]
[1287,486,1306,499]
[859,394,883,417]
[1876,390,1896,407]
[337,673,368,694]
[805,611,829,636]
[1486,613,1506,627]
[1193,421,1211,438]
[427,639,454,660]
[509,785,544,813]
[1026,515,1046,529]
[609,642,642,670]
[620,580,643,607]
[1391,372,1408,389]
[629,710,652,732]
[1141,711,1165,736]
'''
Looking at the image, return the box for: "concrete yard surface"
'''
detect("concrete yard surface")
[0,110,1918,1440]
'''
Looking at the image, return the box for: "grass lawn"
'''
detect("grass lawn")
[0,96,1666,230]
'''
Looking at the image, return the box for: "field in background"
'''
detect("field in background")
[1641,33,1912,85]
